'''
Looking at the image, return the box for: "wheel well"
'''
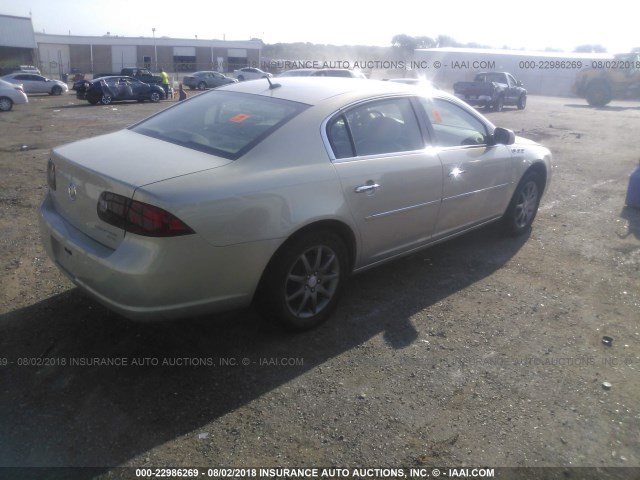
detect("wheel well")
[524,163,548,195]
[283,220,357,272]
[255,220,357,297]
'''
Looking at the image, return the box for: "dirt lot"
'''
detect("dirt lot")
[1,91,639,479]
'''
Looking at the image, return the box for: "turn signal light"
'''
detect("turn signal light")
[97,192,194,237]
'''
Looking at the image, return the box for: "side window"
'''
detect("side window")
[328,98,424,158]
[421,98,488,147]
[327,115,354,159]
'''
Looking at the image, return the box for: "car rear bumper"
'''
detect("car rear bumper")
[38,193,277,321]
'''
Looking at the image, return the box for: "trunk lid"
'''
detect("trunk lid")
[48,129,232,249]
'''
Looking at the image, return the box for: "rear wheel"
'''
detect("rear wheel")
[88,98,99,105]
[51,85,63,95]
[238,75,245,81]
[0,97,13,111]
[494,95,504,112]
[502,172,541,236]
[149,91,161,103]
[256,231,348,331]
[100,95,112,105]
[197,81,207,90]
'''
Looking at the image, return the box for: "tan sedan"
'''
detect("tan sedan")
[39,78,551,330]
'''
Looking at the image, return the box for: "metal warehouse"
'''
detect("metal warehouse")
[0,14,263,78]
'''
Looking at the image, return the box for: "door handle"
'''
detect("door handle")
[355,183,381,193]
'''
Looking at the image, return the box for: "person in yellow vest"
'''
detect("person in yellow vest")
[159,68,170,99]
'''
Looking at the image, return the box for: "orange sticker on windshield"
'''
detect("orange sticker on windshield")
[229,113,251,123]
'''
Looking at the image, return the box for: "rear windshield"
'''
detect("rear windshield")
[131,91,308,160]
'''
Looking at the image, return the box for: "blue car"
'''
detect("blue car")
[76,76,165,105]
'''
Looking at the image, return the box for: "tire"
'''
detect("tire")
[585,81,612,107]
[0,97,13,112]
[188,86,196,90]
[88,98,99,105]
[502,172,542,236]
[238,75,245,81]
[256,231,349,331]
[149,91,161,103]
[51,85,62,95]
[100,95,112,105]
[517,94,527,110]
[494,95,504,112]
[197,81,207,90]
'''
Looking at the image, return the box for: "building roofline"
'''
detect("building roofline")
[33,32,263,49]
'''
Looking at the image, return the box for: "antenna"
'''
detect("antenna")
[266,76,281,90]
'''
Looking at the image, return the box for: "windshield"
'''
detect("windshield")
[131,91,308,160]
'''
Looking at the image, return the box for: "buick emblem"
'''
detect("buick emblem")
[67,183,77,201]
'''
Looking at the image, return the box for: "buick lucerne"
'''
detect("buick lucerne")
[39,78,551,330]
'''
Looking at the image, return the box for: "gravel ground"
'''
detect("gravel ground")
[0,92,639,480]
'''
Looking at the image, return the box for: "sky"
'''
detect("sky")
[2,0,637,53]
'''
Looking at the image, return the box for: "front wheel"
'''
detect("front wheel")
[517,94,527,110]
[502,172,541,236]
[585,82,612,107]
[256,231,349,331]
[197,81,207,90]
[51,86,63,95]
[100,95,112,105]
[149,91,161,103]
[0,97,13,111]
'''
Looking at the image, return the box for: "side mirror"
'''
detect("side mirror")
[492,127,516,145]
[517,80,523,86]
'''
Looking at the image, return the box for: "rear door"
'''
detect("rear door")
[327,97,443,264]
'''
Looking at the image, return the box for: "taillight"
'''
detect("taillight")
[97,192,194,237]
[47,158,56,190]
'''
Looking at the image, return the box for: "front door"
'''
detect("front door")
[419,97,513,237]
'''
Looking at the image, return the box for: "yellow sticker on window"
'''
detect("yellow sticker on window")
[229,113,251,123]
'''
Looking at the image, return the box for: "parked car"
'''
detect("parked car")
[311,68,367,79]
[183,71,237,90]
[1,73,68,95]
[233,67,273,81]
[0,78,28,111]
[454,72,527,111]
[39,77,551,331]
[75,76,165,104]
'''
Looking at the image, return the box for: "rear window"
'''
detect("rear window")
[131,91,308,160]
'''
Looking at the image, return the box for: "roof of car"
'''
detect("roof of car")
[217,77,437,105]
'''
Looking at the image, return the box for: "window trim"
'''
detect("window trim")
[321,94,432,163]
[416,96,496,150]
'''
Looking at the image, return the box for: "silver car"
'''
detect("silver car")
[2,73,68,95]
[0,78,29,111]
[39,78,551,330]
